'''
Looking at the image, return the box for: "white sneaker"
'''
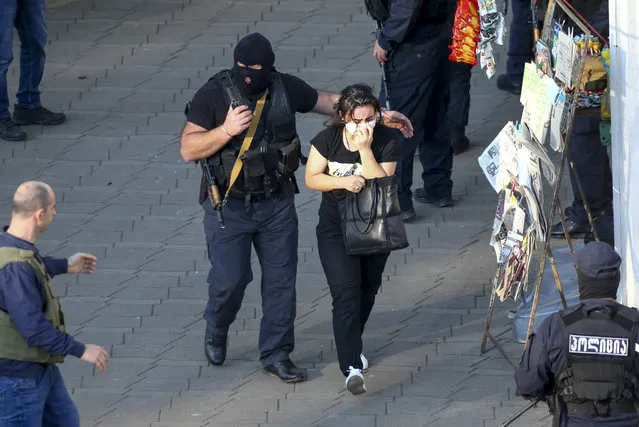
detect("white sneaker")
[360,354,369,371]
[345,366,366,395]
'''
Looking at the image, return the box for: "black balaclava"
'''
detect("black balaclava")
[577,271,620,300]
[232,33,275,99]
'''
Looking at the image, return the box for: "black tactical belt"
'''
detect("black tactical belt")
[566,400,636,416]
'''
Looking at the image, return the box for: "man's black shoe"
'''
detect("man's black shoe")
[413,188,453,208]
[496,73,522,95]
[452,135,470,155]
[204,326,227,366]
[13,105,66,126]
[401,208,416,222]
[262,359,307,383]
[550,219,589,239]
[0,117,27,141]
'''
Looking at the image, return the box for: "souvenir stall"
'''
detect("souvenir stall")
[477,0,611,364]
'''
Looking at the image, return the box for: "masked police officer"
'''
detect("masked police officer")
[371,0,457,221]
[180,33,413,383]
[515,242,639,426]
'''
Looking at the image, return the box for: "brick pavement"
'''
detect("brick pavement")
[0,0,559,425]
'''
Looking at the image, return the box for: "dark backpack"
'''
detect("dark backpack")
[364,0,389,22]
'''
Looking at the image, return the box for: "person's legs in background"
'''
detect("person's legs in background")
[447,60,472,155]
[414,33,454,207]
[379,41,432,221]
[0,0,26,141]
[550,115,613,241]
[496,0,534,94]
[12,0,65,128]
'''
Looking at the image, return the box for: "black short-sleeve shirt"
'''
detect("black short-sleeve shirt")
[310,125,402,231]
[186,71,319,131]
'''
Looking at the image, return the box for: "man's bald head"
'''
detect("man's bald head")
[12,181,54,218]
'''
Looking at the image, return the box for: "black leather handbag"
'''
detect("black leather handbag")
[340,175,409,255]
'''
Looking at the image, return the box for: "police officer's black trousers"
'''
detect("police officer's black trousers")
[379,28,454,211]
[202,195,298,366]
[506,0,534,82]
[565,115,612,224]
[447,61,473,141]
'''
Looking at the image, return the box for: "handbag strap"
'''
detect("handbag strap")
[223,89,269,202]
[350,179,379,234]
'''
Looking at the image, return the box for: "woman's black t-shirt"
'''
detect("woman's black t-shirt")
[310,125,402,234]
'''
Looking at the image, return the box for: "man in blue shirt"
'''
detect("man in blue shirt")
[515,242,639,426]
[0,181,109,427]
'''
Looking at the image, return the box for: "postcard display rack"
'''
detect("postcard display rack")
[478,0,610,366]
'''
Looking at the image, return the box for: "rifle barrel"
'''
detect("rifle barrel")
[501,399,539,427]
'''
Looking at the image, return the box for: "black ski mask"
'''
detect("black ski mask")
[232,33,275,99]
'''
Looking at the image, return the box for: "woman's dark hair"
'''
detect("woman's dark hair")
[325,83,382,128]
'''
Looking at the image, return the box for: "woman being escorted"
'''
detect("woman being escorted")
[305,84,402,395]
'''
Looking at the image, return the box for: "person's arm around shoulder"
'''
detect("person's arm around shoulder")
[179,85,253,162]
[305,130,365,193]
[514,313,558,398]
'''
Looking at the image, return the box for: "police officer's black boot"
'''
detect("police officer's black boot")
[204,324,227,366]
[263,359,307,383]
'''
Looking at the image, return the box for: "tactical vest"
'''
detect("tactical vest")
[0,247,66,364]
[203,70,301,204]
[556,303,639,418]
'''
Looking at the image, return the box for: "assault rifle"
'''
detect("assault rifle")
[200,158,225,229]
[501,396,556,427]
[184,100,225,229]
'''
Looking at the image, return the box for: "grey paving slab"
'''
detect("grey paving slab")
[0,1,550,426]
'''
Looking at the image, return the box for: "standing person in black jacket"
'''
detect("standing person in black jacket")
[372,0,457,221]
[0,181,109,427]
[549,0,613,244]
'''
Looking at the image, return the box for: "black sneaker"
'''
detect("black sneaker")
[496,74,522,95]
[413,188,453,208]
[13,105,66,126]
[452,135,470,155]
[0,117,27,141]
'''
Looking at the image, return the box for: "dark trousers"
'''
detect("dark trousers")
[0,365,79,427]
[379,28,454,211]
[316,212,389,375]
[565,115,612,224]
[203,195,298,366]
[506,0,534,82]
[447,61,472,141]
[0,0,47,118]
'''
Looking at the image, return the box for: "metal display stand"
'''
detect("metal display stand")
[480,0,603,367]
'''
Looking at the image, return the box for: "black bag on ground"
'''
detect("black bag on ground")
[340,175,409,255]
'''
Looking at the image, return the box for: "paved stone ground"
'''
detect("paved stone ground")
[0,0,568,426]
